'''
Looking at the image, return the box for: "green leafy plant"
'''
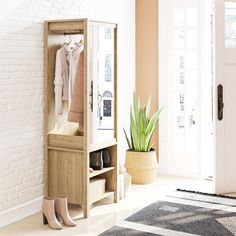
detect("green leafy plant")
[124,94,162,152]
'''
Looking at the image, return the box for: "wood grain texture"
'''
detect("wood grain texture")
[89,167,115,178]
[99,145,118,202]
[44,19,118,218]
[48,21,84,32]
[83,18,90,218]
[48,133,84,150]
[89,139,117,152]
[48,149,84,205]
[44,22,49,196]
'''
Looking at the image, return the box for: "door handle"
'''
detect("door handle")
[218,84,224,121]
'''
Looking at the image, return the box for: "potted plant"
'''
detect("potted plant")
[124,95,161,184]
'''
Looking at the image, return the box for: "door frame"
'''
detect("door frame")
[213,0,225,194]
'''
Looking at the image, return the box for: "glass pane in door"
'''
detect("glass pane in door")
[225,2,236,48]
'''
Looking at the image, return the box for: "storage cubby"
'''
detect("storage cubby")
[44,19,118,218]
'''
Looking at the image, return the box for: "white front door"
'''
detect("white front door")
[159,0,213,178]
[213,0,236,193]
[159,0,236,194]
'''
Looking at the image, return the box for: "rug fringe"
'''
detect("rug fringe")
[177,189,236,199]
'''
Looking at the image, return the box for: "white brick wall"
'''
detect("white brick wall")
[0,0,135,212]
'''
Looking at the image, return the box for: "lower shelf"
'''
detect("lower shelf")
[89,191,114,204]
[89,167,115,178]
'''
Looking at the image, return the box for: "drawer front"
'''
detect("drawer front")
[48,133,84,150]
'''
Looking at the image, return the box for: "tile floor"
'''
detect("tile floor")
[0,175,224,236]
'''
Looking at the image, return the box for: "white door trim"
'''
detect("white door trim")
[212,0,225,194]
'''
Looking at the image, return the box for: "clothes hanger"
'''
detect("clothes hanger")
[79,38,84,46]
[63,34,83,50]
[62,34,71,48]
[68,35,75,49]
[73,38,83,50]
[79,37,84,45]
[63,34,74,49]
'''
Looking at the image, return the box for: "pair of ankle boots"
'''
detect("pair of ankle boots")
[90,148,111,170]
[42,196,76,230]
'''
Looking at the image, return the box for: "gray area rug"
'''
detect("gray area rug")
[126,200,236,235]
[100,192,236,236]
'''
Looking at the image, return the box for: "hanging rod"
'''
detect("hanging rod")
[64,30,84,35]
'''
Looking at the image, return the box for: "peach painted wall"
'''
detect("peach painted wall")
[136,0,159,157]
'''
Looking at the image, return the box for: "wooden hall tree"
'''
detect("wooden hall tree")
[44,19,118,218]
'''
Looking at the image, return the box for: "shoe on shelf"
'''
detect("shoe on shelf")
[42,197,63,230]
[54,196,77,227]
[90,150,103,170]
[102,149,111,168]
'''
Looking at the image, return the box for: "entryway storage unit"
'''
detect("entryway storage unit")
[44,19,118,218]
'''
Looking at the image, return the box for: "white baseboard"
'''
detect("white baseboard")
[0,196,43,228]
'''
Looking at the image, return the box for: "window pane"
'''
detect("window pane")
[174,30,185,48]
[173,53,185,69]
[174,71,185,88]
[185,71,197,89]
[225,2,236,48]
[186,29,197,48]
[185,51,197,69]
[173,134,185,153]
[174,9,185,27]
[186,8,197,27]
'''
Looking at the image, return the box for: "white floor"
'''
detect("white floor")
[0,175,222,236]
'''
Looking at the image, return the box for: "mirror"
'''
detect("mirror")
[89,25,115,144]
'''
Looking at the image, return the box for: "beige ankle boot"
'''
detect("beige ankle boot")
[55,196,77,227]
[42,197,63,230]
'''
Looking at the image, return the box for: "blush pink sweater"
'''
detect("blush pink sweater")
[67,50,84,130]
